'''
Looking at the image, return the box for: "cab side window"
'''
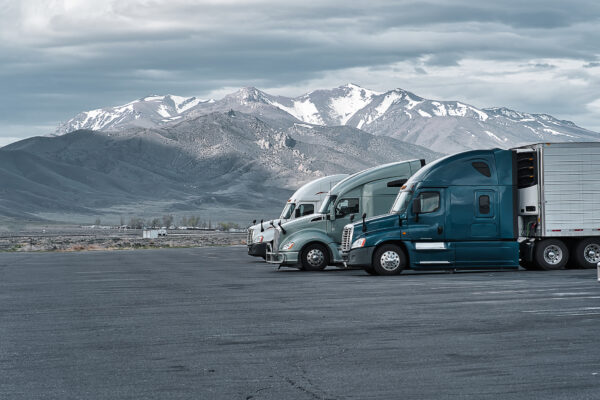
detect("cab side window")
[335,198,359,217]
[295,203,315,217]
[417,192,440,213]
[478,195,490,215]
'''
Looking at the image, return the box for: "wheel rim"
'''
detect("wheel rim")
[543,245,563,265]
[380,250,401,271]
[306,249,325,267]
[583,243,600,264]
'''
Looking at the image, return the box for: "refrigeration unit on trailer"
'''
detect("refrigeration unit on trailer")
[517,142,600,269]
[266,159,426,270]
[342,142,600,275]
[247,174,347,258]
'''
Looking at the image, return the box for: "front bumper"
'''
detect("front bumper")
[265,243,299,265]
[346,246,375,268]
[247,242,267,258]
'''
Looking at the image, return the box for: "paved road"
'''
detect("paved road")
[1,247,599,399]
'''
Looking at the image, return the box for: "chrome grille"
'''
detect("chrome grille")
[246,228,254,245]
[341,225,354,252]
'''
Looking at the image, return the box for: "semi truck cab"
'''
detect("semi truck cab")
[343,149,520,274]
[247,174,347,258]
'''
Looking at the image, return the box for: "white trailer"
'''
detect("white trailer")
[518,142,600,269]
[246,174,348,258]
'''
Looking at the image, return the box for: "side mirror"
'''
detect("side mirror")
[329,209,336,221]
[412,198,421,222]
[294,209,300,218]
[278,221,287,235]
[252,219,257,225]
[412,198,421,214]
[350,214,355,223]
[362,213,367,232]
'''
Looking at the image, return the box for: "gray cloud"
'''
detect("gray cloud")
[1,0,600,144]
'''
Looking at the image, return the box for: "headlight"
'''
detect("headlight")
[282,242,295,250]
[351,238,366,249]
[256,235,264,243]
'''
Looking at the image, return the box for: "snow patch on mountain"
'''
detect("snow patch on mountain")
[374,92,402,118]
[270,99,324,125]
[328,83,380,124]
[448,102,467,117]
[405,94,422,110]
[484,130,507,142]
[471,107,489,121]
[156,105,171,118]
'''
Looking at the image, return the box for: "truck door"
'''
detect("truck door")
[410,188,454,267]
[331,197,360,237]
[453,188,517,268]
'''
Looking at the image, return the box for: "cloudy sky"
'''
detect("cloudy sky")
[1,0,600,146]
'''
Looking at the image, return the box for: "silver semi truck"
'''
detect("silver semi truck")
[247,174,348,258]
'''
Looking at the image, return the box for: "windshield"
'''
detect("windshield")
[280,203,296,219]
[318,195,337,214]
[391,190,413,214]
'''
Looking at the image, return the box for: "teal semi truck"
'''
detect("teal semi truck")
[265,159,425,270]
[342,142,600,275]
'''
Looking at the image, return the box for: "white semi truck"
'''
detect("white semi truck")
[247,174,347,258]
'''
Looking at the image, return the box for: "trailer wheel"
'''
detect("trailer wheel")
[300,243,329,271]
[573,238,600,269]
[534,239,569,270]
[373,244,406,276]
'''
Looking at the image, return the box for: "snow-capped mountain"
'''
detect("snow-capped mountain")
[54,84,600,153]
[267,83,381,126]
[54,94,214,134]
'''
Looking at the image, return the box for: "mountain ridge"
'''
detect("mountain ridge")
[54,84,600,153]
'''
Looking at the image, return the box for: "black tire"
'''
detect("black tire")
[363,264,378,275]
[300,243,329,271]
[534,239,569,271]
[373,244,406,276]
[573,238,600,269]
[520,259,540,271]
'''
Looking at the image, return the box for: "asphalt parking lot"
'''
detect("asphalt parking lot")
[1,246,600,399]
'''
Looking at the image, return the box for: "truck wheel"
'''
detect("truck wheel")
[520,259,540,271]
[373,244,406,275]
[363,264,378,275]
[573,238,600,269]
[534,239,569,270]
[301,243,329,271]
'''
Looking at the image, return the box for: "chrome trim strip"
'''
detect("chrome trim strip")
[418,261,452,265]
[414,242,447,250]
